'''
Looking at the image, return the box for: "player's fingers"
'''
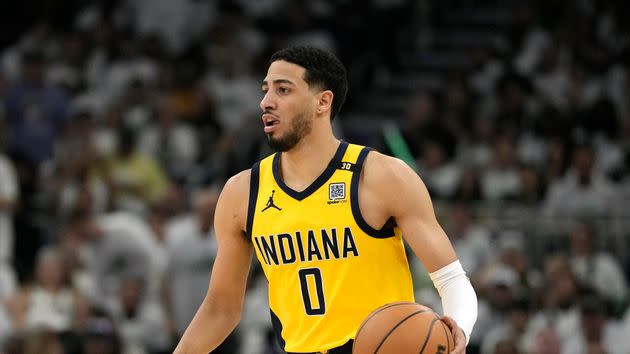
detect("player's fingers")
[440,316,466,354]
[440,316,457,333]
[451,328,466,354]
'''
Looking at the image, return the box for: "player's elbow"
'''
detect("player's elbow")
[202,294,244,328]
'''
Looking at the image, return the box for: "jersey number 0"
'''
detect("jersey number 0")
[298,268,326,315]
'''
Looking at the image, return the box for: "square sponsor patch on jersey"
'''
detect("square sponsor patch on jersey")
[329,182,346,201]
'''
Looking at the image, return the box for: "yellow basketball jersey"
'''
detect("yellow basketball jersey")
[247,142,415,353]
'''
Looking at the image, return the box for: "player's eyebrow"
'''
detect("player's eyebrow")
[261,79,296,88]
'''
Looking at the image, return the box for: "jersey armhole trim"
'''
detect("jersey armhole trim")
[350,147,396,238]
[246,162,260,239]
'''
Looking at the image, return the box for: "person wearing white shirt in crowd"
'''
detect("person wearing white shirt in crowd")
[163,188,218,334]
[522,255,581,353]
[543,142,617,219]
[162,187,241,353]
[5,247,87,333]
[70,211,158,310]
[137,97,199,180]
[109,276,170,354]
[0,153,17,267]
[481,134,522,200]
[561,295,628,354]
[444,202,492,277]
[568,223,628,312]
[481,297,531,354]
[0,263,18,345]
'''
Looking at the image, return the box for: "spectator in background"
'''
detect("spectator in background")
[543,142,617,219]
[0,149,17,267]
[204,2,266,72]
[201,43,263,178]
[5,246,87,333]
[491,339,519,354]
[417,140,461,199]
[162,187,239,353]
[532,327,562,354]
[512,164,546,204]
[561,295,628,354]
[493,72,535,134]
[523,255,581,353]
[137,96,199,182]
[468,46,505,98]
[42,110,109,219]
[441,74,474,138]
[544,137,571,183]
[532,41,571,113]
[568,223,628,314]
[451,167,483,202]
[4,48,71,166]
[444,202,492,277]
[403,91,455,160]
[81,308,123,354]
[46,33,87,94]
[494,231,543,304]
[23,330,64,354]
[162,189,217,333]
[94,125,169,214]
[481,133,521,200]
[481,297,531,354]
[69,210,157,310]
[109,277,170,354]
[473,265,519,351]
[0,263,18,345]
[202,43,260,134]
[457,116,494,168]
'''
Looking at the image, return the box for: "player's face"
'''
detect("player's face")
[260,60,317,152]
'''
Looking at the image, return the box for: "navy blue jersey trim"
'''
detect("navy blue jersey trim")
[350,147,396,238]
[286,340,354,354]
[273,141,349,201]
[246,162,260,238]
[270,309,286,350]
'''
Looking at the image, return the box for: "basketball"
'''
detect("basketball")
[353,302,455,354]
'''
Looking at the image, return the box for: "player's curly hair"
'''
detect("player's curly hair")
[270,46,348,121]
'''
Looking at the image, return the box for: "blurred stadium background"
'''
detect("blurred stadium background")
[0,0,629,353]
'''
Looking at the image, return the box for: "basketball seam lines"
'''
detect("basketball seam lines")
[438,319,450,354]
[354,302,418,345]
[373,309,429,354]
[417,318,439,354]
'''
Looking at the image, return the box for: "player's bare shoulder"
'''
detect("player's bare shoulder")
[362,150,419,188]
[217,169,252,233]
[356,151,417,219]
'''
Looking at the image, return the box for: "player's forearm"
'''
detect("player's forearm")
[173,299,241,354]
[429,260,478,343]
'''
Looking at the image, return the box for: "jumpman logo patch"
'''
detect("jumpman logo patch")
[262,190,282,212]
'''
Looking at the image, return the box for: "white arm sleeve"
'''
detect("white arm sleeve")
[428,260,478,344]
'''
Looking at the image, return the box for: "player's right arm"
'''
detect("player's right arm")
[173,170,254,354]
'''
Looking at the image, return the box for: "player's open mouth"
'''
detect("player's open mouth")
[263,115,279,133]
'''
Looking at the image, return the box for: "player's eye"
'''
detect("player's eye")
[278,87,289,94]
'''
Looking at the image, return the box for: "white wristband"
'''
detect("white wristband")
[428,260,478,344]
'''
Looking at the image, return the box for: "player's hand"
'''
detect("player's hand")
[440,316,466,354]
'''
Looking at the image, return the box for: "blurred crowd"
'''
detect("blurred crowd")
[0,0,629,354]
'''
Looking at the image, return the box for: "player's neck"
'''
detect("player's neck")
[279,131,340,190]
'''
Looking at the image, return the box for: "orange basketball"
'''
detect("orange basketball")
[353,302,455,354]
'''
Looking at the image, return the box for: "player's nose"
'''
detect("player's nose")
[260,92,275,111]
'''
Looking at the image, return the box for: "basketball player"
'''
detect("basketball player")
[174,46,477,354]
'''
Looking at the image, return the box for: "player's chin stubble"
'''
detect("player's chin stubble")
[267,112,312,152]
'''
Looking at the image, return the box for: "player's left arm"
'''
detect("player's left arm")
[363,152,477,354]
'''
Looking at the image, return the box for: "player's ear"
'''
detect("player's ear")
[317,90,333,115]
